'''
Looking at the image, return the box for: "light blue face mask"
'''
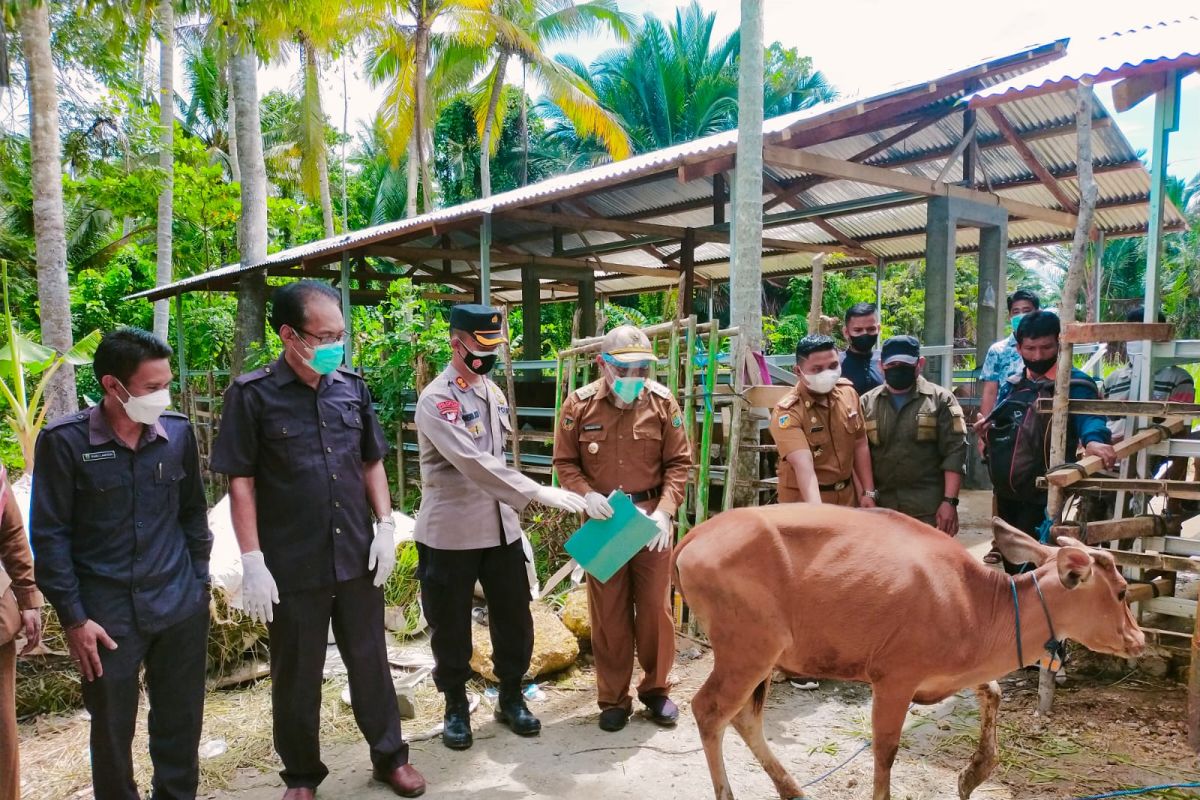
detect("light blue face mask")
[308,342,345,375]
[612,377,645,403]
[1010,313,1025,336]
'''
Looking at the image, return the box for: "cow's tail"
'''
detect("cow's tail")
[671,531,694,606]
[751,679,768,715]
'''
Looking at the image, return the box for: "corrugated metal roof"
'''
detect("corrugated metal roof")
[129,34,1190,306]
[969,16,1200,106]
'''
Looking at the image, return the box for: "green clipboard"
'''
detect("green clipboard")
[564,490,659,583]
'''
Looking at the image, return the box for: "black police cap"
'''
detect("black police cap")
[880,335,920,366]
[449,304,508,346]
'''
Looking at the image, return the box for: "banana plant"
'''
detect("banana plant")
[0,260,102,471]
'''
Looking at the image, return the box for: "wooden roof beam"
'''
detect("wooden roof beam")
[763,145,1078,229]
[370,244,683,280]
[985,106,1079,213]
[762,174,872,255]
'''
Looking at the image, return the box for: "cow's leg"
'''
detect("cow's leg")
[729,679,804,799]
[694,658,780,800]
[869,685,912,800]
[957,681,1001,800]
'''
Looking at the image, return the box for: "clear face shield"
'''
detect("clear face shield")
[600,351,656,403]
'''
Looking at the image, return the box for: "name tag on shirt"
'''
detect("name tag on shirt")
[83,450,117,462]
[583,423,603,431]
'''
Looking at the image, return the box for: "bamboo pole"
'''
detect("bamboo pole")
[1041,78,1099,718]
[551,353,565,488]
[807,253,827,334]
[695,323,720,524]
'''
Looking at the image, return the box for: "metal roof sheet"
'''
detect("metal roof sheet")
[969,16,1200,106]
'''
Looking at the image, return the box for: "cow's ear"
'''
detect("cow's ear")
[1056,546,1094,589]
[992,517,1054,565]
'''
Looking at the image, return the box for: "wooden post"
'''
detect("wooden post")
[681,228,696,320]
[807,253,826,334]
[174,293,188,417]
[502,306,521,470]
[396,425,406,510]
[1042,79,1099,717]
[712,173,726,226]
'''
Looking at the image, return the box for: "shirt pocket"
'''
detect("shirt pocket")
[77,470,132,526]
[579,427,608,467]
[262,416,302,467]
[916,413,938,442]
[634,419,663,462]
[340,408,365,454]
[153,462,187,505]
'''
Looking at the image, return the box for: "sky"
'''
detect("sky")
[257,0,1200,179]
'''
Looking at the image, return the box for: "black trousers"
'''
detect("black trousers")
[417,538,533,692]
[268,575,408,789]
[81,608,209,800]
[996,493,1048,575]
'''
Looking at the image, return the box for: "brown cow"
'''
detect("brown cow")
[674,505,1145,800]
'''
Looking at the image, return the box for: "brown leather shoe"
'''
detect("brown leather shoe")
[373,764,427,797]
[281,789,315,800]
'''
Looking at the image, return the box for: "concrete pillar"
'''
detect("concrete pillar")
[579,277,596,338]
[924,197,957,386]
[976,221,1007,370]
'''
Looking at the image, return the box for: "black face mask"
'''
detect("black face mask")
[1023,355,1057,376]
[456,340,498,375]
[849,333,878,353]
[884,365,917,391]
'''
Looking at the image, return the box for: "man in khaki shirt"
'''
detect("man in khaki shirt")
[553,326,692,732]
[769,335,876,507]
[414,304,587,751]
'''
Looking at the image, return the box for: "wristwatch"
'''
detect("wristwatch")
[942,496,960,507]
[863,490,879,501]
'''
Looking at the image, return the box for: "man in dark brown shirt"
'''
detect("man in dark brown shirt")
[553,326,692,732]
[769,334,876,507]
[211,281,424,799]
[1,464,41,800]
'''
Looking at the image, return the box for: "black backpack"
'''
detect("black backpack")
[986,375,1094,499]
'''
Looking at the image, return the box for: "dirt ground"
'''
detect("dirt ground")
[17,491,1200,799]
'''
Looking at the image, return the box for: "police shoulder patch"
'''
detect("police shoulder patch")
[671,413,682,428]
[647,381,672,399]
[562,415,575,430]
[436,400,461,423]
[777,413,792,429]
[776,394,798,410]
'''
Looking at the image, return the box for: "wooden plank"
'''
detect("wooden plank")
[1142,596,1195,619]
[744,385,790,409]
[1125,577,1175,605]
[1043,416,1185,487]
[1141,626,1191,650]
[1035,397,1200,417]
[1112,71,1168,113]
[762,145,1079,229]
[985,106,1079,213]
[1051,515,1180,545]
[378,245,683,280]
[678,153,735,183]
[1108,548,1200,573]
[1060,321,1175,344]
[1048,477,1200,499]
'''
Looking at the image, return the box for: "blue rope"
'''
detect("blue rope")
[1010,576,1024,668]
[1071,782,1200,799]
[800,741,871,789]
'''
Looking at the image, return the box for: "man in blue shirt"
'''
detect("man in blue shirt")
[839,302,883,395]
[976,289,1040,433]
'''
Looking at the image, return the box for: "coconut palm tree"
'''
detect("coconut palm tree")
[462,0,633,198]
[15,0,78,417]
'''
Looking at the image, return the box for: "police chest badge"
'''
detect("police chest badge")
[436,400,460,423]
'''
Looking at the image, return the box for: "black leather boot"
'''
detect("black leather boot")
[442,687,473,750]
[494,681,541,736]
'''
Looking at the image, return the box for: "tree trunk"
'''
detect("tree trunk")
[226,36,240,184]
[18,0,77,418]
[406,130,418,217]
[1047,81,1099,524]
[729,0,765,507]
[480,51,509,199]
[229,47,269,376]
[304,43,335,237]
[153,0,175,342]
[414,24,434,212]
[341,52,349,231]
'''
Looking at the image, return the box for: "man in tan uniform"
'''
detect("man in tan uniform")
[414,304,588,751]
[860,336,967,533]
[769,334,876,507]
[553,326,692,732]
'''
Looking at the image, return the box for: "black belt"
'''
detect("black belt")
[626,486,662,503]
[818,479,851,493]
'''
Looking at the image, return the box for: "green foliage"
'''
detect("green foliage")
[357,280,453,431]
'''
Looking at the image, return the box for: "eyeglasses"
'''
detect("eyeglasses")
[295,327,347,347]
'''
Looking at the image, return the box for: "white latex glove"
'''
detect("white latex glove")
[369,518,397,588]
[584,491,614,520]
[532,485,588,513]
[241,551,279,624]
[646,510,674,552]
[520,532,540,600]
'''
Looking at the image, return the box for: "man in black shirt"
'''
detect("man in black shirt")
[211,281,424,799]
[32,328,211,800]
[840,302,883,395]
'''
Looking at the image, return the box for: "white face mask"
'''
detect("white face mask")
[802,367,842,395]
[117,382,172,425]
